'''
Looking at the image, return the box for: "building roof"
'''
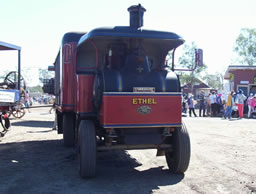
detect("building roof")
[182,78,211,89]
[224,65,256,79]
[0,41,21,51]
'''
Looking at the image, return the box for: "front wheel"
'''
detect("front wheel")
[165,124,191,173]
[79,120,96,178]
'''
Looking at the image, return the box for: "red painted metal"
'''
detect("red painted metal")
[0,106,9,111]
[61,43,77,112]
[100,93,181,127]
[76,74,95,113]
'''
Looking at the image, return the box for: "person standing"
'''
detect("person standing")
[210,91,217,117]
[24,90,31,113]
[188,94,197,117]
[252,94,256,116]
[182,93,188,114]
[247,93,254,118]
[198,91,206,117]
[224,91,234,120]
[206,93,211,116]
[49,97,56,114]
[216,94,223,115]
[235,90,247,119]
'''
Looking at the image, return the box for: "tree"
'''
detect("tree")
[203,72,224,90]
[233,28,256,66]
[27,85,43,93]
[38,68,54,84]
[176,42,207,89]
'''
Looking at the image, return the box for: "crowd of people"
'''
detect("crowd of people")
[182,90,256,120]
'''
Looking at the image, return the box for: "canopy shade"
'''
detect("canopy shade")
[0,41,21,51]
[78,26,184,48]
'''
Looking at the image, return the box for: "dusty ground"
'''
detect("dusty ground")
[0,107,256,194]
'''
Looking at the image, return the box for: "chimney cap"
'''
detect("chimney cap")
[127,4,146,29]
[128,4,146,12]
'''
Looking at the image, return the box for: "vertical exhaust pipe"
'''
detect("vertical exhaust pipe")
[128,4,146,29]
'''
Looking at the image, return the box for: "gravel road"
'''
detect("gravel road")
[0,107,256,194]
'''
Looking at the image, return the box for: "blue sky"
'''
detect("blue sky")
[0,0,255,86]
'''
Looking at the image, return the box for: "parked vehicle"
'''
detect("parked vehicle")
[43,4,203,178]
[0,42,25,136]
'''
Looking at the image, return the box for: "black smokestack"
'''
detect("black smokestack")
[128,4,146,29]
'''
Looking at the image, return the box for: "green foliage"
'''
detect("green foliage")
[231,73,234,81]
[27,85,43,93]
[38,68,54,83]
[177,41,208,85]
[203,72,224,90]
[179,42,197,69]
[234,28,256,66]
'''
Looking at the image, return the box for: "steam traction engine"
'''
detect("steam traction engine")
[0,41,25,136]
[44,4,203,178]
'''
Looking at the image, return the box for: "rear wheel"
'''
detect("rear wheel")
[79,120,96,178]
[56,111,63,134]
[63,113,75,147]
[165,124,191,173]
[12,107,25,119]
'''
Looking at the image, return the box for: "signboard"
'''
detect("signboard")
[133,87,155,93]
[0,90,15,103]
[195,49,203,67]
[240,81,249,84]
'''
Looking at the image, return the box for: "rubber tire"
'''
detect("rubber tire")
[57,112,63,134]
[165,123,191,173]
[79,120,96,178]
[12,108,25,119]
[4,117,10,129]
[63,113,75,147]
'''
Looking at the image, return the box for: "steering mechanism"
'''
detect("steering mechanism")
[3,71,26,90]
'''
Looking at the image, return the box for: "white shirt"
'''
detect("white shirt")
[210,94,216,104]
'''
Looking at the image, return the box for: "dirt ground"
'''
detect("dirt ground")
[0,107,256,194]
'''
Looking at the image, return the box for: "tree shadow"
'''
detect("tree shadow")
[0,140,184,194]
[11,120,53,128]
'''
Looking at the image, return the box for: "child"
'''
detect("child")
[187,94,197,117]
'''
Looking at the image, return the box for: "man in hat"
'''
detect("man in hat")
[209,91,217,117]
[187,94,197,117]
[198,90,206,117]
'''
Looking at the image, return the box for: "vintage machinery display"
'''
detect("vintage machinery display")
[0,41,24,136]
[44,4,203,178]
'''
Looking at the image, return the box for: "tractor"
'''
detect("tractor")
[0,41,26,136]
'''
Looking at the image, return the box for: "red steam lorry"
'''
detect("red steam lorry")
[43,4,203,178]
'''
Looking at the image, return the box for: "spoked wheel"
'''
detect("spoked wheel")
[165,123,191,173]
[79,120,96,178]
[63,113,75,147]
[11,105,26,119]
[4,71,26,90]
